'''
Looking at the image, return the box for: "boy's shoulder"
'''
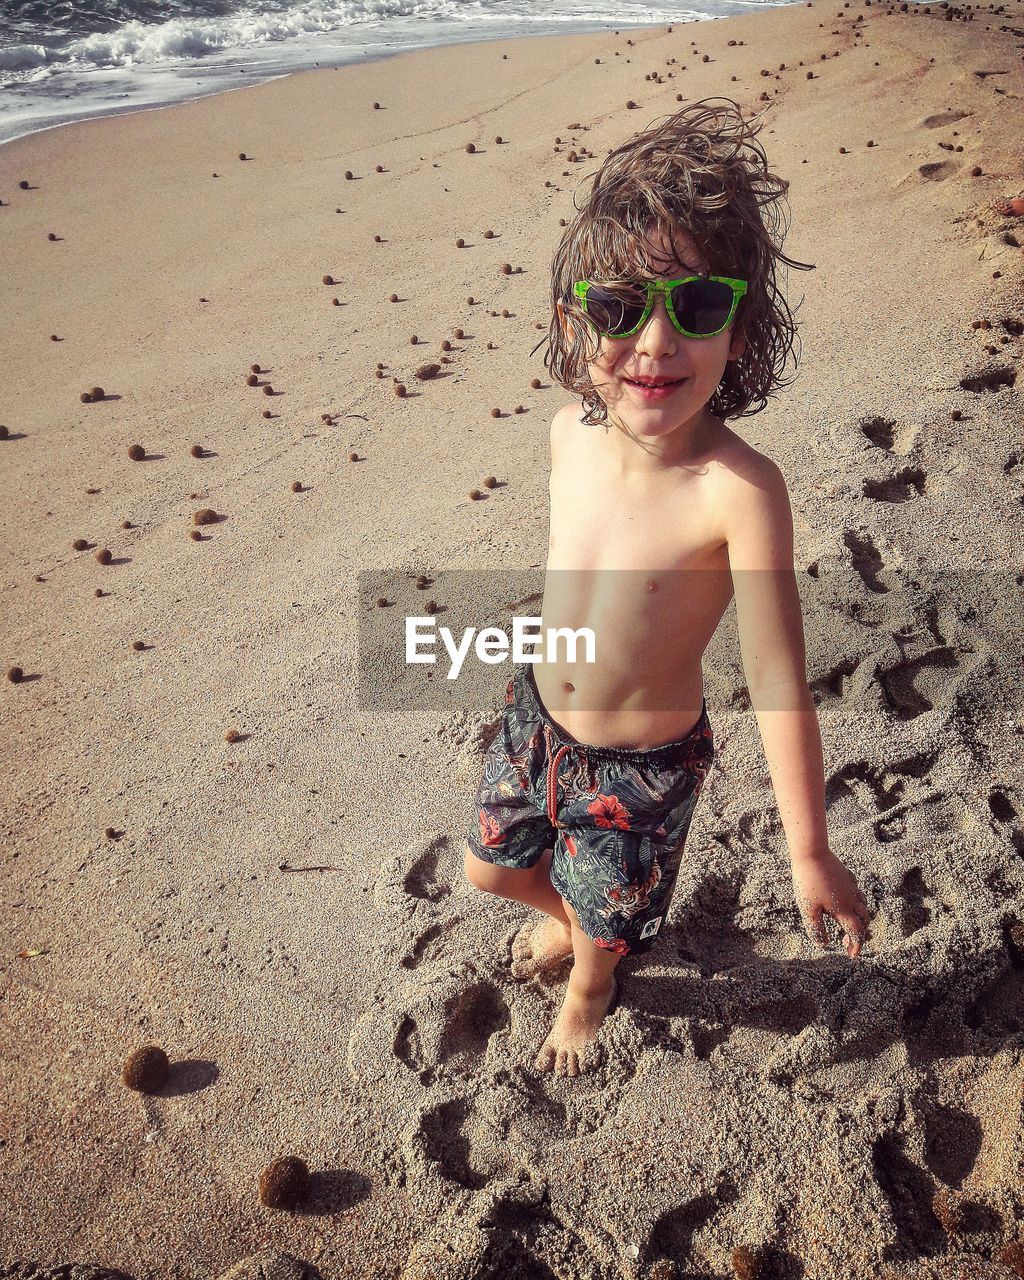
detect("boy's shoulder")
[551,401,786,491]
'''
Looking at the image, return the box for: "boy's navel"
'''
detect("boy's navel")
[646,578,658,592]
[562,681,575,694]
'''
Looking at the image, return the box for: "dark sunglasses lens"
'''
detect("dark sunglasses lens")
[671,279,734,334]
[582,286,647,336]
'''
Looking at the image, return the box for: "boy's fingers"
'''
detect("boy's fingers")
[802,904,828,948]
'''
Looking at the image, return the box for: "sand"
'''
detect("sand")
[1,3,1023,1277]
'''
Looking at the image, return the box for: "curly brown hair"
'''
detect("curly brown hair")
[534,97,815,426]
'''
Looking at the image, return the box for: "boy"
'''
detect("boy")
[464,99,873,1078]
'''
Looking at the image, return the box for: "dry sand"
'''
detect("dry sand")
[1,3,1024,1278]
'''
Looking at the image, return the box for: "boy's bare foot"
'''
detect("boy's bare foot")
[534,972,619,1077]
[510,915,574,979]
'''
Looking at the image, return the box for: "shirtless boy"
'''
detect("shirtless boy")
[464,99,873,1078]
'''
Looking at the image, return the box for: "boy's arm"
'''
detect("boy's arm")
[723,455,830,863]
[724,454,873,958]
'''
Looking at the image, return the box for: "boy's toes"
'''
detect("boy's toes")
[534,1041,556,1073]
[557,1049,580,1078]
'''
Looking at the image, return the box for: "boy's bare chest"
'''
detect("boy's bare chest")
[547,456,727,573]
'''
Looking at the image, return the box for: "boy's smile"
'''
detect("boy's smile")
[559,222,746,468]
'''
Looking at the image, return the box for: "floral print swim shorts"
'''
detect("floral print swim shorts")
[466,663,715,956]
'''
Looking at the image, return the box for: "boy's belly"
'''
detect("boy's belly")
[531,567,733,750]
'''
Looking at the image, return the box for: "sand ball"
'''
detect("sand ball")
[91,387,104,400]
[128,444,145,461]
[373,101,380,109]
[47,232,56,241]
[702,53,709,61]
[193,508,218,526]
[262,409,272,418]
[483,476,497,488]
[465,143,476,153]
[94,588,104,597]
[123,1045,170,1093]
[246,373,258,386]
[395,384,407,397]
[867,139,875,147]
[730,1245,765,1279]
[469,489,482,500]
[19,180,29,189]
[224,728,240,743]
[321,413,332,422]
[494,135,503,144]
[80,391,92,403]
[971,166,983,177]
[291,481,302,492]
[376,597,388,607]
[258,1156,310,1210]
[530,377,542,389]
[486,342,495,350]
[72,537,88,551]
[50,334,58,341]
[483,229,495,239]
[997,1241,1024,1276]
[250,363,261,374]
[132,640,145,651]
[322,274,334,285]
[375,164,383,173]
[189,529,202,540]
[332,297,340,306]
[121,520,133,530]
[425,600,438,615]
[456,238,465,248]
[375,369,384,378]
[410,335,418,344]
[514,405,525,414]
[344,170,353,180]
[466,297,474,305]
[415,575,427,589]
[104,827,117,839]
[490,408,501,418]
[500,263,511,274]
[349,452,359,461]
[415,363,441,380]
[190,444,204,458]
[94,548,111,564]
[373,234,381,242]
[502,309,509,318]
[454,327,464,339]
[389,293,398,302]
[626,100,636,109]
[0,426,7,439]
[34,574,44,582]
[263,384,274,395]
[238,152,247,161]
[6,666,24,683]
[839,147,847,155]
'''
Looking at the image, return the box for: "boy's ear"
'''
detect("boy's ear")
[728,323,746,362]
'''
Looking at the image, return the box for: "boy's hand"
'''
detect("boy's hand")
[791,848,872,959]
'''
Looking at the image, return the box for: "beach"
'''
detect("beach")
[2,1,1024,1276]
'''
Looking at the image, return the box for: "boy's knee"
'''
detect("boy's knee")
[463,843,499,892]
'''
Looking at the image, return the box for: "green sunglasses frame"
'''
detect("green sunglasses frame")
[572,276,748,339]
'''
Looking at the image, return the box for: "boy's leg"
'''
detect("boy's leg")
[463,844,576,977]
[534,894,622,1078]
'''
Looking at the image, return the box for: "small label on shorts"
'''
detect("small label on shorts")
[639,916,663,940]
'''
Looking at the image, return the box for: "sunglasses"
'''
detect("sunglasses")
[573,276,747,339]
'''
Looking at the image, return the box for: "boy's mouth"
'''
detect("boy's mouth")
[624,376,687,397]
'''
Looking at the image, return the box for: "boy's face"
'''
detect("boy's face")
[557,222,746,448]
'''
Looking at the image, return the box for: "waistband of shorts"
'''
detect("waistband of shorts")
[512,662,710,763]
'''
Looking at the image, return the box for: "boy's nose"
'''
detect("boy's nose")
[634,294,677,352]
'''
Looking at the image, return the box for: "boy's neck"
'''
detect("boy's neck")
[602,405,719,476]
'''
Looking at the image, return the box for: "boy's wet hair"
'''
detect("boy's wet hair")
[538,97,815,426]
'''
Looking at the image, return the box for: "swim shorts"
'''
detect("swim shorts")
[466,663,715,956]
